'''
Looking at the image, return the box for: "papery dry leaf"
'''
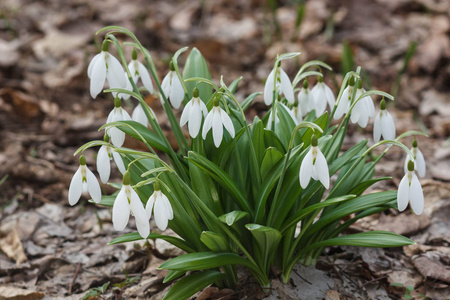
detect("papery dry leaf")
[0,286,44,300]
[0,228,28,264]
[413,255,450,283]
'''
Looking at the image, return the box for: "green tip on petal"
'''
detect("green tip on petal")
[311,134,318,147]
[193,87,199,98]
[169,60,175,71]
[123,171,131,185]
[213,94,220,107]
[114,97,121,108]
[407,160,415,172]
[154,181,161,191]
[318,76,324,83]
[357,80,362,89]
[349,76,355,86]
[412,138,418,148]
[380,98,386,110]
[132,48,137,60]
[303,80,308,89]
[102,40,109,52]
[79,155,86,165]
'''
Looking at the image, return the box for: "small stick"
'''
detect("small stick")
[69,263,81,294]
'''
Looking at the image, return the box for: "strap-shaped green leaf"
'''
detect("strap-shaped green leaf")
[108,232,195,253]
[260,147,284,180]
[183,48,212,102]
[246,224,281,274]
[115,120,168,152]
[201,231,229,252]
[219,211,249,226]
[163,270,185,283]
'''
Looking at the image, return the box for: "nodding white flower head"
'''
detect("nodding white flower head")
[299,135,330,189]
[68,155,102,206]
[264,63,295,106]
[334,77,355,120]
[202,95,235,147]
[373,99,396,142]
[113,171,150,238]
[106,97,131,147]
[87,40,126,99]
[404,139,426,178]
[127,49,154,94]
[350,81,375,128]
[161,61,185,109]
[267,102,298,130]
[310,76,335,117]
[180,87,208,138]
[145,182,174,231]
[132,103,153,127]
[397,160,424,215]
[96,135,126,184]
[297,80,313,118]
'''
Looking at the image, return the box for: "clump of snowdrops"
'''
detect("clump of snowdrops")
[69,26,427,300]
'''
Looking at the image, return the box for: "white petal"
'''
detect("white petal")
[212,109,224,147]
[373,112,382,142]
[132,104,148,127]
[145,193,156,219]
[188,101,202,138]
[113,187,130,231]
[138,62,153,93]
[107,54,126,88]
[298,89,310,115]
[119,73,132,100]
[299,150,313,189]
[279,68,295,104]
[280,102,299,125]
[87,53,101,78]
[202,111,214,139]
[415,148,426,178]
[130,188,150,238]
[409,173,424,215]
[154,193,169,230]
[324,83,335,108]
[90,53,107,98]
[112,150,126,174]
[161,72,171,100]
[403,155,410,175]
[97,145,111,184]
[85,167,102,203]
[170,73,185,109]
[315,96,327,117]
[180,100,193,127]
[334,86,350,120]
[200,101,208,117]
[162,193,174,220]
[314,149,330,189]
[264,69,275,105]
[381,111,396,140]
[128,60,139,83]
[68,167,83,206]
[220,108,235,138]
[397,175,410,212]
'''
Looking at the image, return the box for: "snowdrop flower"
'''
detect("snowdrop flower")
[373,99,396,142]
[397,160,424,215]
[350,81,375,128]
[113,172,150,239]
[403,139,426,178]
[68,155,102,205]
[119,72,132,100]
[202,95,235,147]
[297,80,313,118]
[334,77,355,120]
[310,76,335,117]
[106,97,131,147]
[268,102,298,130]
[87,40,126,99]
[96,135,126,184]
[161,61,185,109]
[146,182,174,231]
[291,100,303,123]
[180,87,208,138]
[128,49,154,94]
[264,63,295,106]
[299,135,330,189]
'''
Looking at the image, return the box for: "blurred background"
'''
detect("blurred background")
[0,0,449,299]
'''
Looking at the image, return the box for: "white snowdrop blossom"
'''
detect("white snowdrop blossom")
[128,49,154,94]
[113,172,150,239]
[373,99,396,142]
[268,102,298,130]
[403,140,426,178]
[96,141,126,184]
[299,135,330,189]
[397,160,424,215]
[161,62,185,109]
[334,78,355,120]
[264,65,295,106]
[119,72,132,100]
[87,41,126,99]
[68,155,102,205]
[350,83,375,128]
[132,103,151,127]
[202,97,235,147]
[310,77,335,117]
[146,183,174,231]
[106,98,131,147]
[297,80,313,118]
[180,88,208,138]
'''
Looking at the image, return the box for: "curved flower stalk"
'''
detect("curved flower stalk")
[268,102,298,130]
[350,81,375,128]
[373,99,396,142]
[310,76,335,116]
[299,135,330,189]
[296,80,313,118]
[106,97,131,147]
[161,61,185,109]
[403,139,426,177]
[334,77,355,120]
[113,172,149,239]
[180,87,208,138]
[96,135,126,184]
[146,182,174,231]
[68,155,102,205]
[87,40,126,99]
[202,95,235,147]
[264,63,295,105]
[398,160,424,215]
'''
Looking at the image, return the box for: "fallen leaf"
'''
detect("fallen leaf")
[0,228,27,264]
[0,286,44,300]
[413,255,450,284]
[375,213,430,236]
